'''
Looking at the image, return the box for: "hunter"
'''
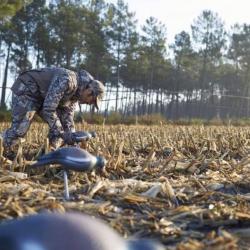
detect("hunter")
[2,67,105,153]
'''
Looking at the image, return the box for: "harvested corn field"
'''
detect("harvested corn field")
[1,123,250,249]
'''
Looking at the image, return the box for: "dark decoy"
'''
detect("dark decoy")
[31,147,106,200]
[0,213,165,250]
[72,131,97,143]
[32,147,105,171]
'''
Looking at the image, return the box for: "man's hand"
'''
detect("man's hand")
[50,137,64,150]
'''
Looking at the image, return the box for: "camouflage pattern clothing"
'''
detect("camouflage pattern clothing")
[3,67,104,150]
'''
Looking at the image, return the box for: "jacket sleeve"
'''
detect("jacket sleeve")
[57,101,77,133]
[42,74,71,137]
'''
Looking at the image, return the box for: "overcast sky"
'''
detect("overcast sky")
[106,0,250,44]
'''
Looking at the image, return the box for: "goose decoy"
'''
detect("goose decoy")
[31,147,106,200]
[72,131,97,143]
[0,213,165,250]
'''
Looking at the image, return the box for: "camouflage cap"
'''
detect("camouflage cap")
[89,80,105,110]
[78,70,94,88]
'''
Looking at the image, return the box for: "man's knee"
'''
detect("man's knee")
[2,110,36,149]
[15,111,36,137]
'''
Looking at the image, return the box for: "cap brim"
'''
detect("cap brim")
[94,97,100,110]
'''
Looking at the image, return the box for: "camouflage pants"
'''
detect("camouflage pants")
[3,94,41,149]
[3,94,65,150]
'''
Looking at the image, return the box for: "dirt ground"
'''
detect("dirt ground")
[1,123,250,249]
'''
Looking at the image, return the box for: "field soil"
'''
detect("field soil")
[1,123,250,249]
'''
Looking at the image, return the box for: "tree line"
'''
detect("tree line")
[1,0,250,120]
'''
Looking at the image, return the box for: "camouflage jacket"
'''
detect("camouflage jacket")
[11,67,93,137]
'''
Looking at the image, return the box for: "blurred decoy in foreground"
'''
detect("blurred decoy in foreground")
[31,147,106,200]
[0,213,165,250]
